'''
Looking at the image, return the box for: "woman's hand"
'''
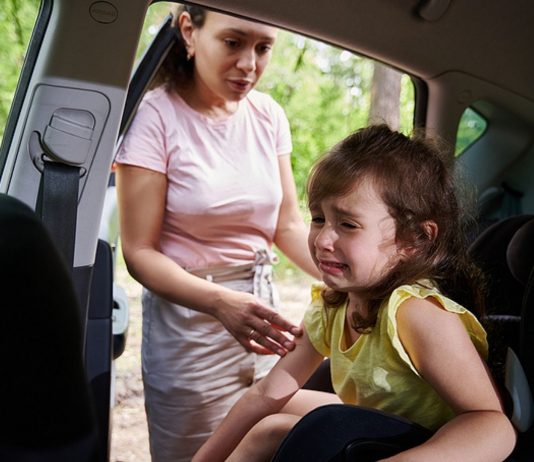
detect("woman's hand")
[212,288,302,356]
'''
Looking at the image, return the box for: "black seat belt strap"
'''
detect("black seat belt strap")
[37,160,80,269]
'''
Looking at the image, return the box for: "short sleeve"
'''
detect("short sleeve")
[248,90,292,156]
[384,284,489,377]
[115,97,169,174]
[303,283,332,357]
[272,99,292,156]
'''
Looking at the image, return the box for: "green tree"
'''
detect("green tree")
[257,32,413,199]
[0,0,40,141]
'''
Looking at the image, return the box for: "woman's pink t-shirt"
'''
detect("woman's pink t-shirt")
[115,87,292,270]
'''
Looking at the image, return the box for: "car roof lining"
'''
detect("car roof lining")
[189,0,534,104]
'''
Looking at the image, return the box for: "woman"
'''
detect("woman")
[115,5,319,461]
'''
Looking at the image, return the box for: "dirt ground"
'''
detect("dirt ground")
[109,262,313,462]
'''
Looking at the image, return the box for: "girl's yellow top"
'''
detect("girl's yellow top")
[304,282,488,430]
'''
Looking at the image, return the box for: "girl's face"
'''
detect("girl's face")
[181,11,277,103]
[308,179,403,297]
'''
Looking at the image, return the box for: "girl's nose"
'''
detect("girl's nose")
[236,48,256,73]
[314,225,336,251]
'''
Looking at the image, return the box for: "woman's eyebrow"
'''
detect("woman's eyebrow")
[219,28,276,42]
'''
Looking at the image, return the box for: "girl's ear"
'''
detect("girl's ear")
[397,220,438,258]
[421,220,438,241]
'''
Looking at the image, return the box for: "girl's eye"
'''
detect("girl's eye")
[311,216,325,225]
[341,222,358,229]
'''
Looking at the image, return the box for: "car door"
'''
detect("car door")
[0,1,151,460]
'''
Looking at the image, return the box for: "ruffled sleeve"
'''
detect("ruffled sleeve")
[303,283,333,357]
[384,283,489,377]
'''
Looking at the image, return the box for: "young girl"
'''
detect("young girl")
[192,125,516,462]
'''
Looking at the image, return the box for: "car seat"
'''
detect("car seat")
[501,217,534,460]
[468,215,533,388]
[0,194,97,461]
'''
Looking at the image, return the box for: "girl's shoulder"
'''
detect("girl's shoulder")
[382,281,488,361]
[304,283,344,356]
[310,282,326,303]
[386,281,472,318]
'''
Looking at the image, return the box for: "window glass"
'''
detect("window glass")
[0,0,41,144]
[132,2,416,277]
[455,107,487,156]
[137,3,415,199]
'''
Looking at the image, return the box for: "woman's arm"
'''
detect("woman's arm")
[384,297,517,462]
[192,325,325,462]
[116,163,302,356]
[274,154,321,279]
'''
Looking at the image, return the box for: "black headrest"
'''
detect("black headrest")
[0,194,96,453]
[469,215,534,316]
[507,218,534,286]
[470,215,534,261]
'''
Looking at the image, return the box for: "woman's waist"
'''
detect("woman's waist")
[188,248,278,283]
[160,236,275,271]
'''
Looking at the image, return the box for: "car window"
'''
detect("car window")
[137,2,416,199]
[455,106,487,156]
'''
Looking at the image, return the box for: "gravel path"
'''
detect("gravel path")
[110,262,313,462]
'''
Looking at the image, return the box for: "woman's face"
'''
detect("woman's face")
[181,11,277,103]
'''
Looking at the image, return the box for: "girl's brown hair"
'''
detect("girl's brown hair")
[151,5,207,90]
[307,124,485,332]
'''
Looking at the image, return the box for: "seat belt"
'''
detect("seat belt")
[37,161,80,270]
[31,107,94,270]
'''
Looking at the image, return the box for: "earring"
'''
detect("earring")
[186,51,192,61]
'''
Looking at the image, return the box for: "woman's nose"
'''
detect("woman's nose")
[236,48,256,73]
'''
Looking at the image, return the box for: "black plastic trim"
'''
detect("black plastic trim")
[118,14,177,137]
[412,75,428,130]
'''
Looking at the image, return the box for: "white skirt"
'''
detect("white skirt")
[141,261,280,462]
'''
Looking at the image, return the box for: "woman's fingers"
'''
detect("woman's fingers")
[243,304,303,356]
[215,290,303,356]
[246,325,288,356]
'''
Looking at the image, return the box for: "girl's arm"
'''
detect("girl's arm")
[274,154,321,279]
[192,325,325,462]
[383,297,516,462]
[116,164,302,356]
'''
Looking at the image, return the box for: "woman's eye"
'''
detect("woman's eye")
[257,44,272,54]
[224,39,240,48]
[311,216,325,225]
[341,222,358,229]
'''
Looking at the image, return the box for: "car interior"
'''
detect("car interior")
[1,0,534,460]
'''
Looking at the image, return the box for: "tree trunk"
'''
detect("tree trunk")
[368,62,401,129]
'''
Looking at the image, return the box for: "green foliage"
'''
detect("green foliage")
[257,32,414,199]
[0,0,40,141]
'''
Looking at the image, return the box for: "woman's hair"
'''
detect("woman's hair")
[151,5,207,90]
[307,124,485,332]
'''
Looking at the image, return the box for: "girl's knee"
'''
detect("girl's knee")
[228,414,300,462]
[251,414,300,442]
